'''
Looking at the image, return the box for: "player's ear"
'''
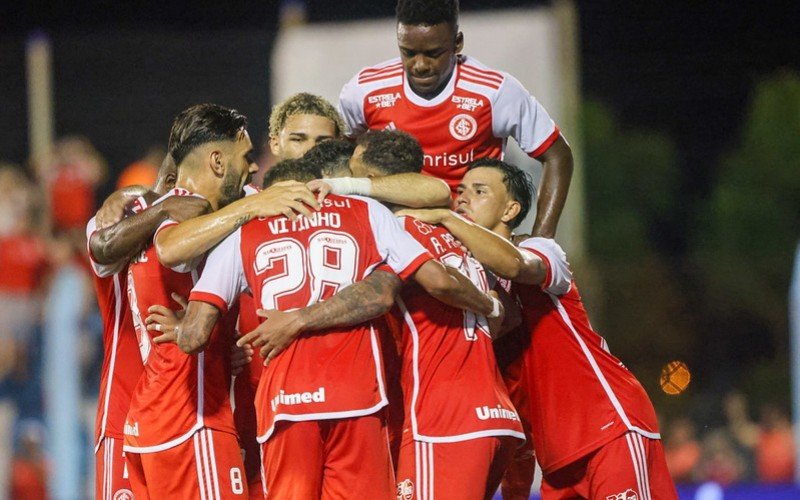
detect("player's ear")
[501,200,521,226]
[455,30,464,54]
[269,134,281,156]
[209,150,225,177]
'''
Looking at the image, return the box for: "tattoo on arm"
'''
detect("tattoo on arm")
[234,215,249,229]
[177,302,221,354]
[301,270,402,331]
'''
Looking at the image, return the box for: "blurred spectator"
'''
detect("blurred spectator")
[756,404,795,483]
[116,146,164,190]
[9,419,47,500]
[664,417,701,483]
[722,391,758,480]
[31,136,106,232]
[695,429,747,485]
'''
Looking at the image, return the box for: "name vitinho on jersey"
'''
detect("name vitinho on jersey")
[424,149,475,168]
[368,92,402,108]
[475,405,519,421]
[267,209,343,235]
[271,387,326,411]
[452,95,485,112]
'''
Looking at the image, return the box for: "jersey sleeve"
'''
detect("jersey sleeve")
[360,197,432,280]
[518,237,572,295]
[492,74,561,158]
[338,72,368,139]
[85,216,126,278]
[189,228,247,314]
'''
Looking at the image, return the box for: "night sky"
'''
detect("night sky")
[4,0,798,201]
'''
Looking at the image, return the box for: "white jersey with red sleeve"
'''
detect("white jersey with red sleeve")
[189,194,433,443]
[514,237,660,475]
[339,55,561,191]
[123,188,238,453]
[393,216,525,443]
[86,216,144,451]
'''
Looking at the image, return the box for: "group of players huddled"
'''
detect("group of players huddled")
[87,1,678,499]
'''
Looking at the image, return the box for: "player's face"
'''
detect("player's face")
[270,114,337,160]
[397,22,463,98]
[348,145,368,177]
[455,167,516,233]
[219,130,258,208]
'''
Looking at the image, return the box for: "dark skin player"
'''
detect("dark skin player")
[396,17,573,238]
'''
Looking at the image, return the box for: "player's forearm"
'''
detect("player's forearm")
[532,136,573,238]
[177,301,220,354]
[371,174,451,208]
[296,270,401,332]
[438,211,525,280]
[90,203,168,265]
[414,260,494,315]
[156,200,254,268]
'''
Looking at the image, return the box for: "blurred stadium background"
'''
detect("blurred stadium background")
[0,1,798,498]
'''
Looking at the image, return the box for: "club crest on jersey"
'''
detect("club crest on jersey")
[397,479,414,500]
[449,114,478,141]
[368,92,402,108]
[113,489,134,500]
[452,95,485,112]
[606,489,638,500]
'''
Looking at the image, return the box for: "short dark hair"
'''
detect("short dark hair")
[357,130,423,176]
[168,104,248,166]
[303,139,355,178]
[396,0,459,28]
[262,158,322,187]
[468,158,533,229]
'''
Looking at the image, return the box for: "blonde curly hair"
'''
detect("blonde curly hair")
[268,93,344,138]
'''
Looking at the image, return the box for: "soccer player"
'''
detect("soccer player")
[338,0,573,239]
[268,92,343,160]
[86,156,208,500]
[152,176,501,499]
[302,139,355,178]
[400,159,678,499]
[123,103,319,499]
[350,130,548,500]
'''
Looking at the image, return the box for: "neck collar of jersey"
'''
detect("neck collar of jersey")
[403,60,459,108]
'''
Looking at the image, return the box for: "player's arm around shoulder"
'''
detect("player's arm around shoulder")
[321,174,451,208]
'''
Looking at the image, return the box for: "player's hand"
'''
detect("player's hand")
[160,196,211,223]
[250,181,320,220]
[511,233,532,246]
[236,308,305,366]
[96,185,148,229]
[395,208,450,225]
[146,293,189,344]
[306,179,331,204]
[230,342,254,376]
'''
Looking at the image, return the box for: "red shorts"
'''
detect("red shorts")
[96,437,133,500]
[541,432,678,500]
[127,428,248,500]
[395,432,517,500]
[261,415,394,499]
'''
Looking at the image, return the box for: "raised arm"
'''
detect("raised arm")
[396,208,547,285]
[319,174,451,208]
[156,181,321,268]
[90,193,209,266]
[532,135,573,238]
[237,270,402,363]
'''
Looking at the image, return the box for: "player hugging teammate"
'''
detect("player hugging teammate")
[87,1,677,499]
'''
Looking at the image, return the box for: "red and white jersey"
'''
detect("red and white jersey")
[393,217,524,443]
[86,216,145,451]
[123,188,238,453]
[514,237,660,474]
[339,55,560,191]
[189,195,433,443]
